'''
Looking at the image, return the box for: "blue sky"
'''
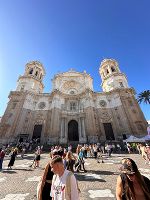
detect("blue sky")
[0,0,150,120]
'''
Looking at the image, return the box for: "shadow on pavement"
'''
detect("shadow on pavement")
[75,173,106,182]
[88,170,115,175]
[12,168,33,171]
[2,170,17,174]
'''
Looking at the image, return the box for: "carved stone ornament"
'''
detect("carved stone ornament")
[61,81,82,94]
[99,111,111,121]
[99,100,107,107]
[38,102,46,109]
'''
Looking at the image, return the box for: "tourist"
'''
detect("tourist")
[136,143,141,154]
[21,146,26,159]
[37,161,54,200]
[75,149,87,172]
[50,155,79,200]
[93,144,98,158]
[0,149,5,171]
[34,146,41,168]
[8,148,18,169]
[126,143,132,154]
[65,151,76,172]
[116,158,150,200]
[145,145,150,163]
[140,144,149,164]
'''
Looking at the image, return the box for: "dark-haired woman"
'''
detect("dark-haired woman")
[116,158,150,200]
[37,161,53,200]
[8,148,18,169]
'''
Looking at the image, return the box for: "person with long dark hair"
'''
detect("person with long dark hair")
[116,158,150,200]
[37,161,53,200]
[8,148,18,169]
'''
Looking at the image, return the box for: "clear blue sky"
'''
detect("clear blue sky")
[0,0,150,120]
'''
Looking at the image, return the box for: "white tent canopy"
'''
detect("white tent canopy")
[123,135,145,143]
[140,135,150,141]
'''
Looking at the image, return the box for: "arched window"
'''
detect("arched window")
[119,82,124,88]
[35,71,38,76]
[29,69,33,74]
[111,66,115,72]
[21,85,25,91]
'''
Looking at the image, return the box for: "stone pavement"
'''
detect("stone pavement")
[0,153,150,200]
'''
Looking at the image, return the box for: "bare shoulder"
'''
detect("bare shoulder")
[116,175,122,185]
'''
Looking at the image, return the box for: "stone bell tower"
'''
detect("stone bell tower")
[99,58,129,92]
[16,61,45,93]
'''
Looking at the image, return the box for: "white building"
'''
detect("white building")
[0,59,147,144]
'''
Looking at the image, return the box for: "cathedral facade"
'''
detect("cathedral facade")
[0,59,147,144]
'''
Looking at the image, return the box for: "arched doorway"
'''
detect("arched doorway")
[32,124,42,142]
[103,123,115,140]
[68,120,79,141]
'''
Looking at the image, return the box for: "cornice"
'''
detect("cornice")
[17,75,44,87]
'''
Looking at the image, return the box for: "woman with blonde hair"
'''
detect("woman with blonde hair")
[116,158,150,200]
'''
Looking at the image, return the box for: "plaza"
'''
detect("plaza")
[0,152,150,200]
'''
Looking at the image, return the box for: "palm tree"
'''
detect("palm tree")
[137,90,150,104]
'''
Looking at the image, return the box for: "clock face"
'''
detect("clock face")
[38,102,46,109]
[99,100,107,107]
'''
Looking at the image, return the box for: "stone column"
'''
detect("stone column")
[64,118,68,140]
[59,117,67,144]
[78,118,82,139]
[81,118,86,138]
[60,118,64,139]
[80,117,87,143]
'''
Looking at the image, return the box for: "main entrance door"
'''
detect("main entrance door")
[32,124,42,141]
[68,120,79,141]
[103,123,115,140]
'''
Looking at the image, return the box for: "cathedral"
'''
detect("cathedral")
[0,59,147,144]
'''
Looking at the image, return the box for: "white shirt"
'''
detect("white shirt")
[51,169,79,200]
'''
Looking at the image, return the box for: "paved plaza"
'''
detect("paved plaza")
[0,153,150,200]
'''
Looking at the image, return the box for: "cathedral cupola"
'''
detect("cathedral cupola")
[16,61,45,93]
[99,58,129,92]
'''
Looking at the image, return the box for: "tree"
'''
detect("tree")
[137,90,150,104]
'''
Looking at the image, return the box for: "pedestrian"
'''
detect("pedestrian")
[140,144,149,164]
[145,145,150,164]
[37,161,54,200]
[8,148,18,169]
[116,158,150,200]
[21,146,26,158]
[0,149,5,171]
[34,146,41,168]
[65,151,76,172]
[75,149,87,172]
[50,155,79,200]
[127,143,131,154]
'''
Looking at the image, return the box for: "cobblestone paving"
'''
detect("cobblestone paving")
[0,153,150,200]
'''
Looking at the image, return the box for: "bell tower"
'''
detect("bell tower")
[99,58,129,92]
[16,61,45,93]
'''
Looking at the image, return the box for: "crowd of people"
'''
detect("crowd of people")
[0,142,150,199]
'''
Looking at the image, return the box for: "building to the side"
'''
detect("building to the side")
[0,59,147,144]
